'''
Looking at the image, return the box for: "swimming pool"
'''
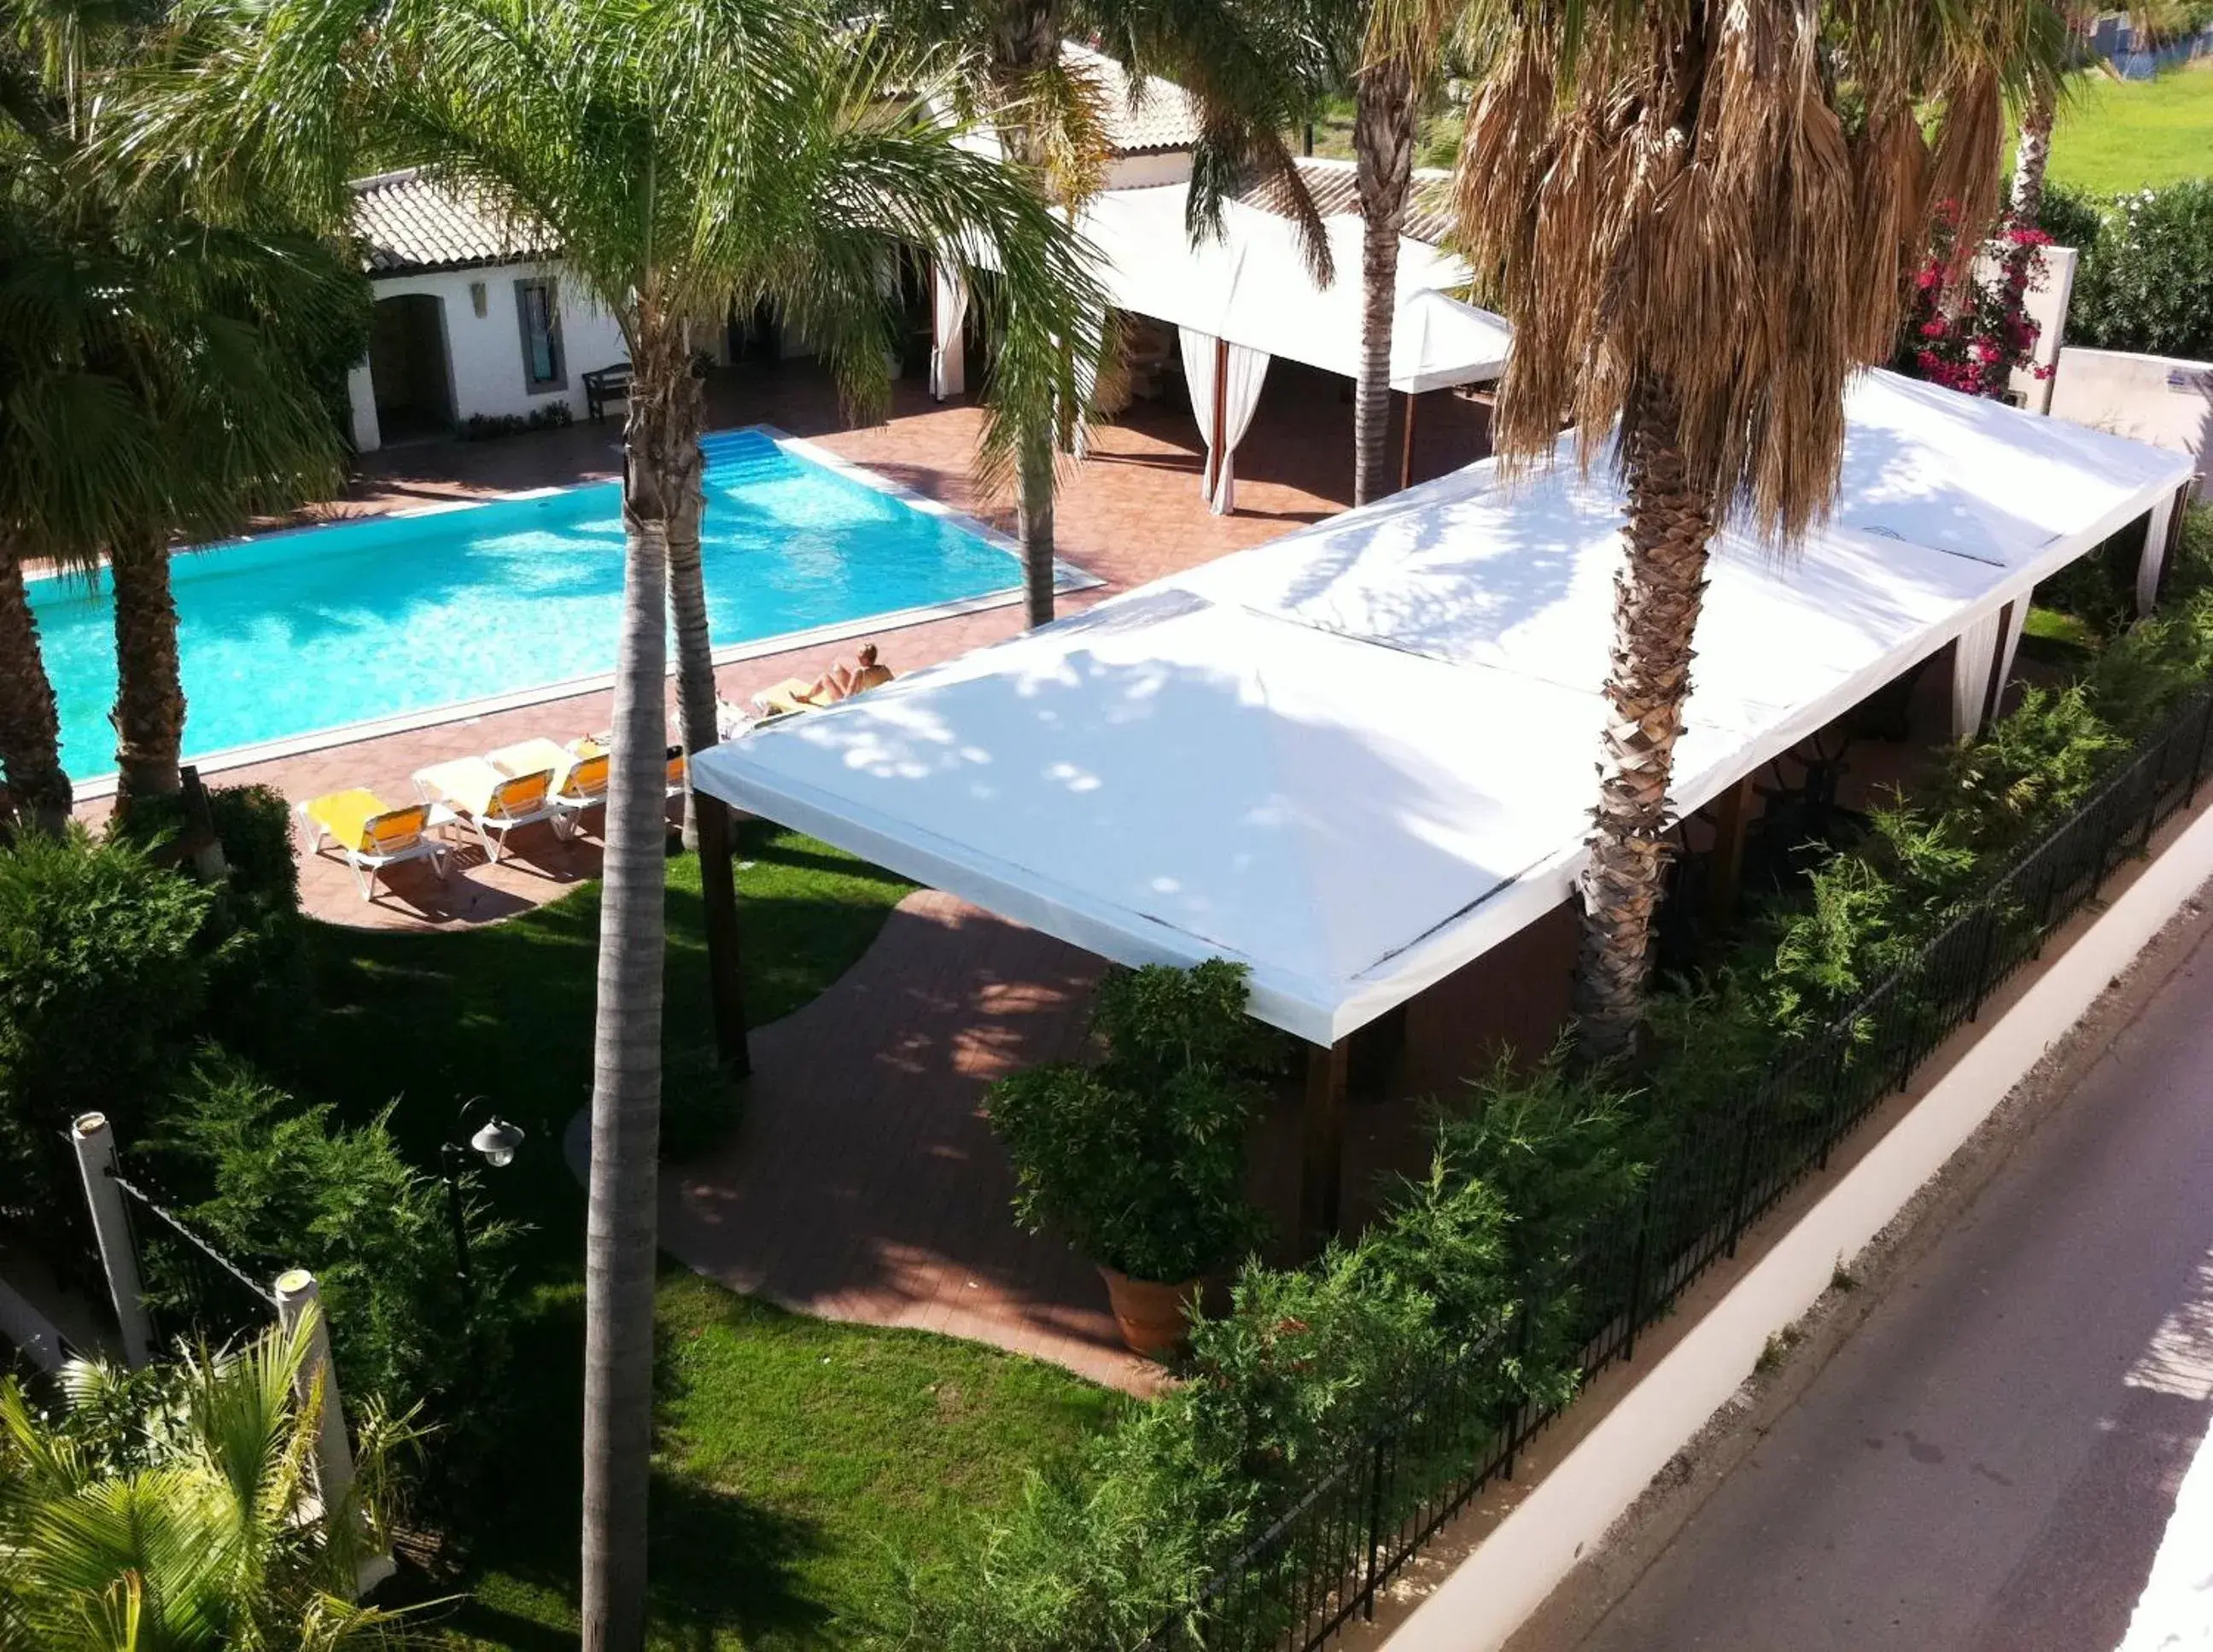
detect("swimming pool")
[30,429,1044,785]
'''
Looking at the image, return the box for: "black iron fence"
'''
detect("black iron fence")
[110,1165,277,1350]
[1143,686,2213,1652]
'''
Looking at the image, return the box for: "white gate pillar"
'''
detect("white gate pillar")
[71,1113,153,1368]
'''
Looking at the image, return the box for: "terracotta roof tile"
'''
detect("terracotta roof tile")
[1240,157,1457,248]
[351,169,558,277]
[1064,43,1204,155]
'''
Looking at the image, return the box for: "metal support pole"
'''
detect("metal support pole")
[439,1143,476,1304]
[71,1113,152,1368]
[1299,1039,1351,1255]
[694,791,751,1077]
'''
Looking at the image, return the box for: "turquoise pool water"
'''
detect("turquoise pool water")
[29,429,1020,779]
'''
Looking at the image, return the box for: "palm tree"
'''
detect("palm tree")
[888,0,1331,625]
[0,1314,426,1650]
[1442,0,2064,1058]
[145,2,1104,1643]
[1341,23,1426,507]
[0,0,365,828]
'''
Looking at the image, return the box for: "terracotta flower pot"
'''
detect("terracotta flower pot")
[1097,1265,1201,1359]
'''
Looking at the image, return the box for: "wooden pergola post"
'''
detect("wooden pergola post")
[1208,336,1230,504]
[1299,1038,1350,1255]
[693,791,751,1078]
[1398,389,1420,493]
[1706,773,1758,928]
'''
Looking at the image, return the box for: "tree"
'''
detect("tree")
[888,0,1330,624]
[144,1,1104,1642]
[1444,0,2064,1057]
[0,0,366,828]
[0,1313,426,1650]
[1351,45,1417,507]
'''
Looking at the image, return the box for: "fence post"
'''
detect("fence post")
[2187,696,2213,806]
[1725,1106,1759,1259]
[1621,1183,1655,1362]
[274,1270,394,1598]
[70,1113,153,1369]
[1361,1432,1387,1622]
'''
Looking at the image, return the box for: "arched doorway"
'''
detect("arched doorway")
[368,293,455,442]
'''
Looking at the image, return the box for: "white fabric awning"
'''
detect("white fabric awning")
[693,371,2196,1046]
[1077,184,1512,392]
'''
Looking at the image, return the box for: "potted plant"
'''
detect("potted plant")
[984,960,1274,1357]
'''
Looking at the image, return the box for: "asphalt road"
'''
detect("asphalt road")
[1569,915,2213,1652]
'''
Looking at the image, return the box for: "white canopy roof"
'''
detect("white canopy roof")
[1077,184,1513,392]
[694,371,2194,1046]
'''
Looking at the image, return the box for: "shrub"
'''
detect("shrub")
[2064,181,2213,362]
[2035,183,2108,258]
[149,1056,519,1457]
[461,402,574,440]
[198,785,312,1059]
[984,960,1270,1283]
[206,784,300,909]
[920,1054,1642,1649]
[1894,209,2053,400]
[0,831,210,1220]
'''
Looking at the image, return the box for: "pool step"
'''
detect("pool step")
[699,429,787,481]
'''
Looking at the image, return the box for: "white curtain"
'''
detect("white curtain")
[1179,326,1270,515]
[1950,601,2033,737]
[930,265,969,401]
[1950,610,2003,738]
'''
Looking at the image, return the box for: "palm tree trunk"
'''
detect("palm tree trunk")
[1017,427,1055,628]
[1352,56,1414,509]
[990,3,1064,630]
[108,531,187,821]
[1574,387,1715,1061]
[2011,86,2054,226]
[0,545,71,834]
[663,381,711,848]
[580,320,680,1652]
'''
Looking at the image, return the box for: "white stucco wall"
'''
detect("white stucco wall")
[1106,149,1194,190]
[351,259,627,451]
[2051,347,2213,499]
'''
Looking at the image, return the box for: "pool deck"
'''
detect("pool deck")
[81,357,1488,930]
[68,356,1487,1392]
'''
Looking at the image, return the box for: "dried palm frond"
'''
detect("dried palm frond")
[1446,0,2068,541]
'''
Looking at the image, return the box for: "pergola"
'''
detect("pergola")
[689,370,2196,1245]
[931,179,1513,511]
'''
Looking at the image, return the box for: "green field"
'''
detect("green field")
[2047,63,2213,195]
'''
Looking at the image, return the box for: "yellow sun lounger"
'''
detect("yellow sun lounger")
[295,788,447,900]
[412,756,561,864]
[489,738,612,830]
[561,737,688,801]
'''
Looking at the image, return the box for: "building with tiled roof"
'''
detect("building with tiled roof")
[344,170,623,452]
[352,168,558,277]
[1060,44,1204,156]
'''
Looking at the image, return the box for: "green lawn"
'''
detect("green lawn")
[279,822,1121,1648]
[2046,63,2213,196]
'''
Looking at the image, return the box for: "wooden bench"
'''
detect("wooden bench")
[582,362,632,423]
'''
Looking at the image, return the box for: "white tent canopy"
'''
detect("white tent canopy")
[1077,184,1513,393]
[693,372,2194,1047]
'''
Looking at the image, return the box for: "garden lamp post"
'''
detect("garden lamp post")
[441,1097,523,1302]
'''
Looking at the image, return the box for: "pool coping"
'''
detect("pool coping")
[66,424,1103,801]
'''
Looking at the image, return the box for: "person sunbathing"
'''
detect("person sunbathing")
[803,643,892,704]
